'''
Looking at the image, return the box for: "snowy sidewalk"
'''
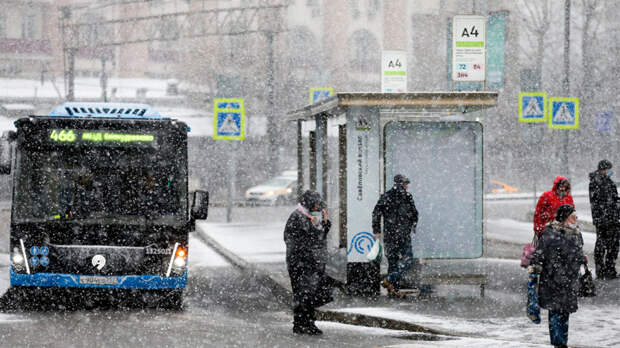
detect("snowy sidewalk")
[197,219,620,348]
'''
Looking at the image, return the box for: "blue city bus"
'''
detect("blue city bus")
[0,102,209,308]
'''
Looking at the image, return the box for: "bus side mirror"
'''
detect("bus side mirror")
[191,190,209,220]
[0,131,15,175]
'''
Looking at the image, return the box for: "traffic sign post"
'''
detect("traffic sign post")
[518,92,547,123]
[213,98,245,141]
[452,15,486,82]
[213,98,245,223]
[548,97,579,130]
[309,87,334,104]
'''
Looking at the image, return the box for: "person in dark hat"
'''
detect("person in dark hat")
[372,174,419,298]
[589,159,620,279]
[529,204,587,348]
[284,190,342,335]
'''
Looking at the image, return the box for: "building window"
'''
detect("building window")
[348,30,380,73]
[21,11,39,40]
[0,14,5,38]
[348,0,361,18]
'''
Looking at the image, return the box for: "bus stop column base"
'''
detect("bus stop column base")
[346,262,379,297]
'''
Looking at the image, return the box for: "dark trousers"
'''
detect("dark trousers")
[548,311,569,346]
[293,304,315,327]
[386,241,414,289]
[594,224,620,277]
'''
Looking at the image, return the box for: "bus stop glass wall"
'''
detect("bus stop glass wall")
[300,120,316,192]
[385,121,483,259]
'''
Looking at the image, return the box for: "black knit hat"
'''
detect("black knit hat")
[394,174,410,185]
[555,204,575,222]
[598,159,612,171]
[300,190,322,210]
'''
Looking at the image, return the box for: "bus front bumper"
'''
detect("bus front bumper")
[10,268,187,290]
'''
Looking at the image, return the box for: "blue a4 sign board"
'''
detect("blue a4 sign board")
[213,98,245,140]
[518,92,546,123]
[549,97,579,130]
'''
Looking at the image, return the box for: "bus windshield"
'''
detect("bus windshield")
[13,145,186,223]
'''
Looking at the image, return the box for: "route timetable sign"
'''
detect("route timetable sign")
[381,50,407,93]
[452,15,486,82]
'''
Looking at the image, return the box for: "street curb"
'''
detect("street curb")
[195,226,292,307]
[195,224,458,337]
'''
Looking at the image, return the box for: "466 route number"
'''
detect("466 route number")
[50,129,77,143]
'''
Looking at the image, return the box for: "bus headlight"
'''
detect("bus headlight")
[12,252,24,265]
[173,257,186,268]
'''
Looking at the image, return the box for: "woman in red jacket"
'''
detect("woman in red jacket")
[533,176,575,240]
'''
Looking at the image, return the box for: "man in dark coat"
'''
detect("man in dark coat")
[372,174,418,297]
[589,159,620,279]
[284,190,333,335]
[529,204,587,348]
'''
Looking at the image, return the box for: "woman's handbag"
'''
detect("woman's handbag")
[526,273,541,324]
[578,266,596,297]
[366,239,382,263]
[520,236,537,268]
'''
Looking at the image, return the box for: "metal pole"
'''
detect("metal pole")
[101,57,108,102]
[67,49,75,101]
[226,142,237,223]
[266,31,278,176]
[562,0,571,177]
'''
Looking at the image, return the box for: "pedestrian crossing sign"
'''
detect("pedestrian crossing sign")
[309,87,334,105]
[549,97,579,130]
[518,92,547,123]
[213,98,245,140]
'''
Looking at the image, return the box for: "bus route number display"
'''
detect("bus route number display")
[49,129,156,147]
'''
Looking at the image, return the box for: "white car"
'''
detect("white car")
[245,176,297,205]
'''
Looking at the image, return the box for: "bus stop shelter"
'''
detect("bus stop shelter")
[288,92,498,296]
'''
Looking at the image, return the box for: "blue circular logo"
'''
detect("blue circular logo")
[39,246,49,256]
[40,256,50,266]
[347,232,375,255]
[29,256,39,266]
[29,246,39,256]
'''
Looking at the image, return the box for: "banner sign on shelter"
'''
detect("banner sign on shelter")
[346,107,380,263]
[452,15,486,82]
[519,92,547,123]
[381,50,407,93]
[213,98,245,140]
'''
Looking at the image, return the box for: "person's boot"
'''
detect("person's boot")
[381,280,406,298]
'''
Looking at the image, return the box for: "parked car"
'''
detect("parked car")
[488,180,519,194]
[245,176,297,205]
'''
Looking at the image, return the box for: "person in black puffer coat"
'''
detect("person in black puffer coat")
[284,190,336,335]
[589,159,620,279]
[372,174,419,297]
[529,204,587,348]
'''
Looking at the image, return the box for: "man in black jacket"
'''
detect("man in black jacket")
[589,159,620,279]
[372,174,419,297]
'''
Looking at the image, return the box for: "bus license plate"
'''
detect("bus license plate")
[79,275,118,285]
